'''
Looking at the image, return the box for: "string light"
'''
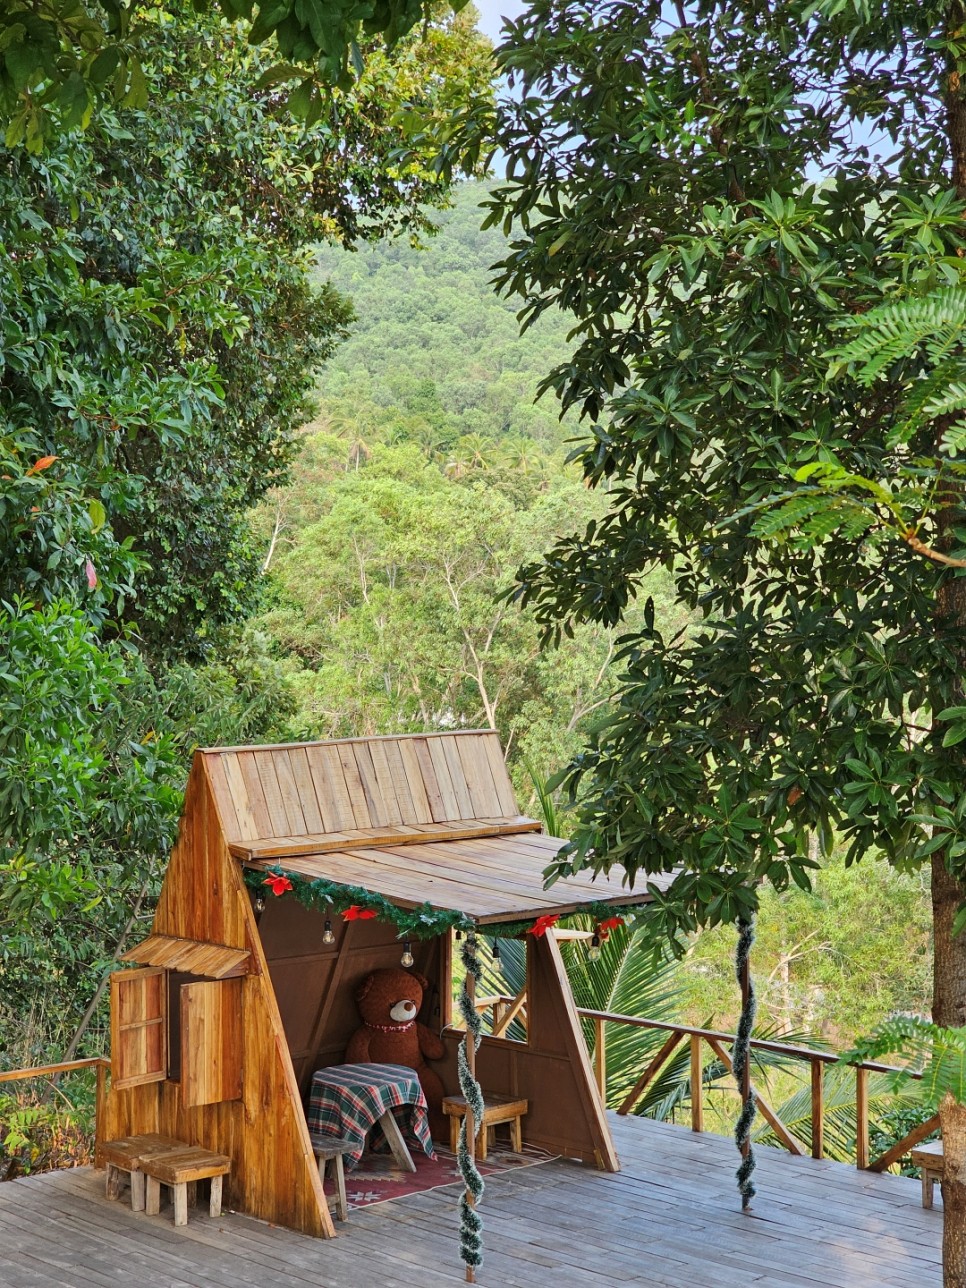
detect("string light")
[322,917,335,945]
[587,932,602,962]
[491,939,502,969]
[401,940,415,968]
[253,893,266,915]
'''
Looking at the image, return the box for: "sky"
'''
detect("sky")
[473,0,526,42]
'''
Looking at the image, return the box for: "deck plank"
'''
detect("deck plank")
[0,1114,940,1287]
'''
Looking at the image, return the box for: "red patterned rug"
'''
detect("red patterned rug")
[325,1142,558,1209]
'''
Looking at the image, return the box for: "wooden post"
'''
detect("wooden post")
[594,1015,606,1099]
[94,1059,108,1169]
[465,963,477,1286]
[810,1059,824,1160]
[690,1034,704,1133]
[855,1066,869,1169]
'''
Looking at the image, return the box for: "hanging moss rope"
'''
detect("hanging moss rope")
[733,916,758,1211]
[456,929,486,1274]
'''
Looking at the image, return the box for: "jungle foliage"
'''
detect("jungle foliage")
[0,2,490,1064]
[425,1,966,1027]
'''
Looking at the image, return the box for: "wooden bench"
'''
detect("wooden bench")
[101,1134,187,1212]
[141,1146,231,1227]
[911,1139,944,1209]
[314,1137,354,1222]
[442,1094,528,1159]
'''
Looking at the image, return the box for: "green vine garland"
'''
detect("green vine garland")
[245,866,475,938]
[456,930,486,1270]
[246,866,651,940]
[733,917,758,1210]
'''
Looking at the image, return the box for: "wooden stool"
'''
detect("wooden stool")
[314,1137,354,1222]
[442,1094,528,1160]
[911,1139,944,1209]
[142,1146,231,1227]
[101,1134,186,1213]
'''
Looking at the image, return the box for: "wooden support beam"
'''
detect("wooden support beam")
[810,1060,824,1160]
[705,1037,807,1157]
[868,1112,941,1174]
[690,1035,704,1133]
[492,985,527,1039]
[594,1015,606,1099]
[618,1032,685,1116]
[855,1066,869,1170]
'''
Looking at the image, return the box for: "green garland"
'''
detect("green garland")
[471,901,648,942]
[245,866,474,939]
[246,866,653,943]
[733,917,758,1210]
[456,930,485,1271]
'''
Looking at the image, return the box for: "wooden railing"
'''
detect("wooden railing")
[0,1058,109,1086]
[575,1009,939,1173]
[0,1058,111,1147]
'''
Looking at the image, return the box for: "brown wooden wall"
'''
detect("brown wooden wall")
[437,934,619,1170]
[256,896,449,1095]
[98,756,333,1238]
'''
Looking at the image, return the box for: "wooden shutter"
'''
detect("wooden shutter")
[110,967,166,1089]
[180,978,243,1107]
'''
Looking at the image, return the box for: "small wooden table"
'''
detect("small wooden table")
[911,1139,944,1209]
[307,1063,436,1172]
[142,1146,231,1227]
[101,1134,187,1212]
[443,1093,528,1159]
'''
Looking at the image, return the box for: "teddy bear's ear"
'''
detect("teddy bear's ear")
[355,973,376,1004]
[408,970,430,992]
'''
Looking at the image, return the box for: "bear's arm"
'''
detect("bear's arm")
[416,1022,446,1061]
[345,1028,371,1064]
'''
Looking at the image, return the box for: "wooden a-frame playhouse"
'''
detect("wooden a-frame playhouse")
[98,730,669,1238]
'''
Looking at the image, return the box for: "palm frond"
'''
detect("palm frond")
[831,288,966,383]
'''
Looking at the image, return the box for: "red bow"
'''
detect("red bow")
[263,874,292,896]
[598,916,624,940]
[529,914,560,937]
[343,905,378,920]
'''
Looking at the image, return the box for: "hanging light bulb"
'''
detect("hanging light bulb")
[587,932,602,962]
[401,940,415,968]
[491,939,502,969]
[322,917,335,945]
[253,893,266,915]
[455,929,463,941]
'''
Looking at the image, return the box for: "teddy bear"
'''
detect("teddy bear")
[344,966,448,1139]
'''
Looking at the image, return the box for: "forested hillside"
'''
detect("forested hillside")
[256,182,933,1048]
[254,184,685,784]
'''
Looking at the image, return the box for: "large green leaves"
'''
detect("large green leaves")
[437,0,966,946]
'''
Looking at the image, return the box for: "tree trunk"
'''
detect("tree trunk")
[932,856,966,1027]
[941,1094,966,1288]
[935,5,966,1028]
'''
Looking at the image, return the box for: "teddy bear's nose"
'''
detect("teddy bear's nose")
[390,999,417,1022]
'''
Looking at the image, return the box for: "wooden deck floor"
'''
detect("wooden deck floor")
[0,1114,941,1287]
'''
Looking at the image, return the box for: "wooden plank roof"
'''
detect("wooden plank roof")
[119,935,251,979]
[202,731,520,847]
[203,732,667,924]
[244,831,671,925]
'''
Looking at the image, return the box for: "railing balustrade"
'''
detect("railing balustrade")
[575,1007,938,1172]
[474,992,936,1172]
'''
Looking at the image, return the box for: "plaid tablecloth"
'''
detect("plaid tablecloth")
[308,1062,436,1169]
